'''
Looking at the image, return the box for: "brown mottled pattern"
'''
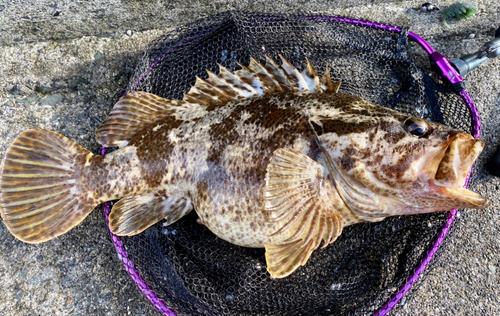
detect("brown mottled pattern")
[82,91,486,250]
[0,57,488,279]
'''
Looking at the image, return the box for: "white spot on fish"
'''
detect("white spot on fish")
[292,137,310,154]
[152,124,163,132]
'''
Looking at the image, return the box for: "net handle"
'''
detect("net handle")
[100,14,482,316]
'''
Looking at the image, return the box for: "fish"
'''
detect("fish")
[0,55,490,278]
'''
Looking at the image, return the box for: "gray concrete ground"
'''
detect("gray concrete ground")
[0,0,499,315]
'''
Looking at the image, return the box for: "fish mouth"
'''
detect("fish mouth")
[424,132,489,209]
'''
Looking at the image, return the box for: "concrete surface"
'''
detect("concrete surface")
[0,0,499,315]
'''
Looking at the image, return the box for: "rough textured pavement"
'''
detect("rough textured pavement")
[0,0,499,315]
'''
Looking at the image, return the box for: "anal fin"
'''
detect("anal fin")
[263,148,343,278]
[108,193,192,236]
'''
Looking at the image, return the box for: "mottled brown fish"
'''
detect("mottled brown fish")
[0,56,489,278]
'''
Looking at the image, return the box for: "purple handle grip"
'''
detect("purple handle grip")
[430,51,464,85]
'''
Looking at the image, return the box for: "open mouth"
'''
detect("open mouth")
[434,133,484,188]
[426,132,489,209]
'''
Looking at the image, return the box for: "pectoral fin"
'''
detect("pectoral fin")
[109,194,192,236]
[263,148,343,278]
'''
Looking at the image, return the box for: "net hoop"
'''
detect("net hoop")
[100,13,482,316]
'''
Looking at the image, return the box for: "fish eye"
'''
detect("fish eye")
[403,118,432,138]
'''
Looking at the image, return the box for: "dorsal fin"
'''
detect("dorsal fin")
[96,56,339,147]
[95,92,206,147]
[182,55,340,107]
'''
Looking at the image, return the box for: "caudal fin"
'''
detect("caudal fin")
[0,129,99,243]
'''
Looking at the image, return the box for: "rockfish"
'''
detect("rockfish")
[0,56,489,278]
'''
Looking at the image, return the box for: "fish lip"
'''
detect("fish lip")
[426,133,485,189]
[423,133,489,209]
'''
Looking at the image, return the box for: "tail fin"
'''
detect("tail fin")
[0,129,99,243]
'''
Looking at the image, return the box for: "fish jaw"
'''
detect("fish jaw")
[432,133,489,209]
[398,184,489,216]
[432,132,485,188]
[418,132,484,189]
[407,132,489,213]
[437,186,489,209]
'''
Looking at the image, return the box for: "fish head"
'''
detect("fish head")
[314,100,489,217]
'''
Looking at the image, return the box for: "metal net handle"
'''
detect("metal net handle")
[99,15,483,316]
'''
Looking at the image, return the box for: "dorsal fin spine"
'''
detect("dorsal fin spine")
[205,70,239,98]
[183,93,209,105]
[187,85,219,103]
[279,55,305,92]
[194,76,232,102]
[302,59,321,92]
[265,56,294,92]
[247,57,281,93]
[217,65,256,97]
[235,62,269,95]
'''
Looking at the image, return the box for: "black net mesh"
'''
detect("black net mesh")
[114,11,474,315]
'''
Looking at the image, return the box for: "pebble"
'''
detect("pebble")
[35,84,56,94]
[14,291,25,302]
[488,264,496,274]
[18,270,28,280]
[93,52,104,61]
[487,273,494,285]
[17,96,39,103]
[41,93,65,107]
[469,33,475,39]
[125,30,132,36]
[29,275,41,286]
[68,79,82,90]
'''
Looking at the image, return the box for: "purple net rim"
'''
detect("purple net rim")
[100,14,481,316]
